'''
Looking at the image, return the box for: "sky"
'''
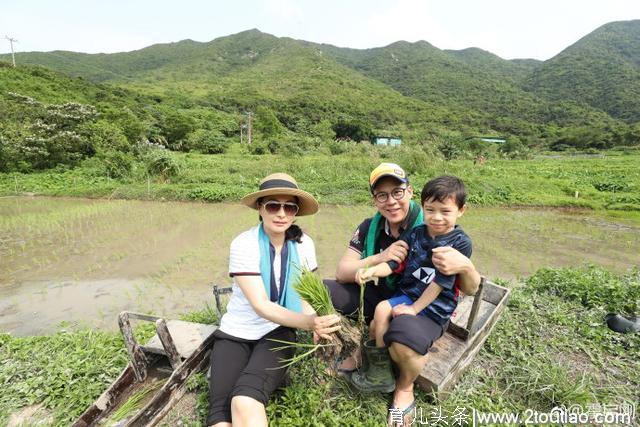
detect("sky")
[1,0,639,60]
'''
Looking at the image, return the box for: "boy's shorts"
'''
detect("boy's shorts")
[388,293,429,316]
[384,294,448,355]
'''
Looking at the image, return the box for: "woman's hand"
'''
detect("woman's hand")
[312,314,341,341]
[431,246,472,275]
[392,304,417,317]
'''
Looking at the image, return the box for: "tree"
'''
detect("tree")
[332,120,374,142]
[254,106,283,138]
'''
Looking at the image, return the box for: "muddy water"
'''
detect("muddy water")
[1,197,639,336]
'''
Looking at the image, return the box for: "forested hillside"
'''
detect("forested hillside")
[525,20,640,123]
[1,22,640,173]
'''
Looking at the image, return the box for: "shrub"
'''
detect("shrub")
[327,139,350,155]
[247,141,268,155]
[145,149,181,181]
[101,150,134,179]
[526,265,640,315]
[186,129,230,154]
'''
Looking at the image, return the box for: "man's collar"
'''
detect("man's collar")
[383,216,410,237]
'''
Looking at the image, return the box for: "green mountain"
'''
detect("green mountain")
[310,39,613,135]
[2,23,639,150]
[525,20,640,123]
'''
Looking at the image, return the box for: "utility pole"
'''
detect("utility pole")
[247,111,253,145]
[5,36,17,67]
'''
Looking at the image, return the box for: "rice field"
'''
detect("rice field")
[1,196,639,336]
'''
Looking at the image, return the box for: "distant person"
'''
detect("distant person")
[207,173,341,427]
[323,164,480,422]
[354,175,472,422]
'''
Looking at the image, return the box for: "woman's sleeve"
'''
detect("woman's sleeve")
[228,231,261,277]
[300,234,318,272]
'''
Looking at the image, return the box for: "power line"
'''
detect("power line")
[5,36,17,67]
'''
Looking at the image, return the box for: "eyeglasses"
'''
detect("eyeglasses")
[262,201,299,216]
[373,187,407,203]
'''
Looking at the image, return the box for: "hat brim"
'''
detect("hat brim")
[240,188,319,216]
[370,174,409,191]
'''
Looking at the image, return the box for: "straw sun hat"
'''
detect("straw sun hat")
[240,173,319,216]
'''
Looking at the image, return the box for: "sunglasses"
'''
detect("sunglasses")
[262,201,299,216]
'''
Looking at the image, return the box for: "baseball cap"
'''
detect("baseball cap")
[369,163,408,192]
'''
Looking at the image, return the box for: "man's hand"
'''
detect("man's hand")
[376,240,409,264]
[432,246,471,275]
[392,304,417,317]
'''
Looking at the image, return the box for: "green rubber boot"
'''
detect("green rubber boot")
[350,340,396,393]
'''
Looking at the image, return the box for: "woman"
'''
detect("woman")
[207,173,341,427]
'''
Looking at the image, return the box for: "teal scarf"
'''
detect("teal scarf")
[258,223,303,313]
[362,200,423,290]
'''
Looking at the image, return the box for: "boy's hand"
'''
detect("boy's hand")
[392,304,417,317]
[356,267,378,286]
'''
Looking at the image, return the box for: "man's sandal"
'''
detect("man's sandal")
[388,399,416,427]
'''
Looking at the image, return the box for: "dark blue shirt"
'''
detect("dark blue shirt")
[388,224,472,325]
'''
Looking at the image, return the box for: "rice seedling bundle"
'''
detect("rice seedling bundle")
[294,269,361,364]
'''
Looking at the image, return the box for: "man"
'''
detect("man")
[324,163,481,420]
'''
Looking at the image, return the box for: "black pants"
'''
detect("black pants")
[207,326,295,425]
[323,279,396,324]
[324,279,447,355]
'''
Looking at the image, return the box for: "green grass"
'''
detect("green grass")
[1,150,639,211]
[1,266,638,426]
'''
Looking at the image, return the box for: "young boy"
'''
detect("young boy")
[357,175,472,350]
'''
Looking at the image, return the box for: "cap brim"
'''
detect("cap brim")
[370,174,409,191]
[240,188,319,216]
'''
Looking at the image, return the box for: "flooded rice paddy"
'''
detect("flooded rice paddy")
[1,196,639,336]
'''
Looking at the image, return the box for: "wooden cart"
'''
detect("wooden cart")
[416,279,510,400]
[72,312,217,427]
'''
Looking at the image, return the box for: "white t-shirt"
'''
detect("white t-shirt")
[219,226,318,340]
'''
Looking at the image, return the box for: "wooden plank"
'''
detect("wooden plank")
[118,312,149,382]
[481,281,507,306]
[127,331,217,426]
[450,295,474,327]
[156,319,182,370]
[417,285,511,400]
[466,280,485,333]
[145,321,217,359]
[420,300,495,389]
[431,289,510,400]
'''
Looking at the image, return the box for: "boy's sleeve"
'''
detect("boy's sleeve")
[455,235,472,258]
[432,235,473,290]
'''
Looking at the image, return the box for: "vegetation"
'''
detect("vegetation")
[1,266,638,426]
[1,149,638,211]
[525,20,640,123]
[2,22,640,166]
[292,269,361,365]
[0,21,638,426]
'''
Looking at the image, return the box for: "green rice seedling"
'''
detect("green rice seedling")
[293,268,361,366]
[105,380,163,424]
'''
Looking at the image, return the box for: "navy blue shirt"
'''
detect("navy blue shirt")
[388,224,472,325]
